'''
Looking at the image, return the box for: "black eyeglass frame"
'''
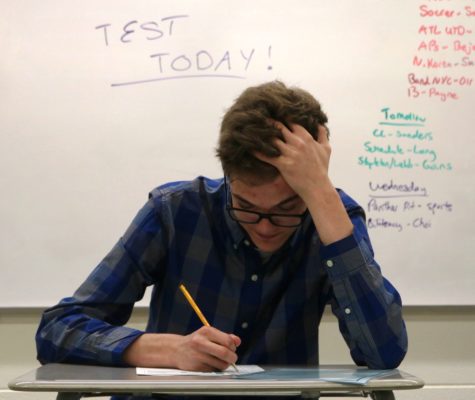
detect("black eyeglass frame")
[223,176,308,228]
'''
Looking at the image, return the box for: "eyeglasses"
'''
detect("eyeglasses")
[224,177,308,228]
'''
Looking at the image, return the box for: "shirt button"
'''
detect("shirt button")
[251,274,258,282]
[326,260,334,268]
[244,240,251,246]
[344,307,351,315]
[241,322,249,329]
[233,244,238,250]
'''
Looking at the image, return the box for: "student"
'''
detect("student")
[36,81,407,396]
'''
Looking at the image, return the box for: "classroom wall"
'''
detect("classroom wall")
[1,306,474,400]
[1,2,475,399]
[2,0,475,308]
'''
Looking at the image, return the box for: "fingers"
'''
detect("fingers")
[271,121,327,151]
[253,123,305,167]
[254,150,278,167]
[273,120,328,142]
[203,326,239,348]
[254,121,331,192]
[315,124,330,145]
[230,334,242,348]
[273,121,301,146]
[200,326,239,356]
[271,123,309,160]
[254,152,280,168]
[186,327,240,371]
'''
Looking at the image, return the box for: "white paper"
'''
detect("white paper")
[136,365,264,377]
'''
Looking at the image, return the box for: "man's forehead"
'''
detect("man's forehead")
[233,192,301,208]
[229,176,301,207]
[228,173,274,186]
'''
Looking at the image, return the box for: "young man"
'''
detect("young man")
[36,81,407,392]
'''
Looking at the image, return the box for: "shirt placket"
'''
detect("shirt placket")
[233,240,264,347]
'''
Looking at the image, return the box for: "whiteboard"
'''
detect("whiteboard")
[1,0,474,307]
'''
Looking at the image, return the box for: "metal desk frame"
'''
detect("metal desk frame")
[9,364,424,400]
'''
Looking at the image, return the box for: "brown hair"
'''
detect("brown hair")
[216,80,328,182]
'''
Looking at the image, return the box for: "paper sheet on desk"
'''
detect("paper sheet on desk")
[236,368,396,385]
[137,365,264,377]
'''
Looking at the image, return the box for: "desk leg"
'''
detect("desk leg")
[369,391,395,400]
[56,393,83,400]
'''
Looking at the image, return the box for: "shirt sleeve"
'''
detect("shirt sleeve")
[320,207,408,369]
[36,198,164,366]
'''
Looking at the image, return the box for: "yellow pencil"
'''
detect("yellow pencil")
[179,283,238,372]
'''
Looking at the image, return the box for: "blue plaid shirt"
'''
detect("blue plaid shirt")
[36,176,407,375]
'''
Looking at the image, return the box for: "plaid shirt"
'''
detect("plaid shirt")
[36,176,407,374]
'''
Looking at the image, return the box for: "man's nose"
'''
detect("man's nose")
[255,217,277,232]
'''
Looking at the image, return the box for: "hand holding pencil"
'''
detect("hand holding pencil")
[179,284,240,372]
[123,284,241,372]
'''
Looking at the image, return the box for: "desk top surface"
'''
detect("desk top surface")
[9,364,424,396]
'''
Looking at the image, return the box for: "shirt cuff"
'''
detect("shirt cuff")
[97,327,144,366]
[320,233,373,278]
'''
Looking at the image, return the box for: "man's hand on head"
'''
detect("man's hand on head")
[254,123,332,204]
[254,122,353,244]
